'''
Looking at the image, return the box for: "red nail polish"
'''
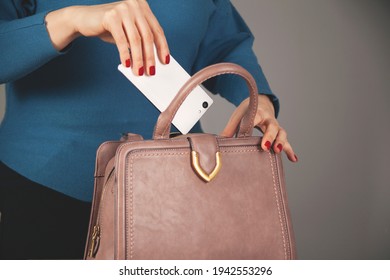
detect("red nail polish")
[149,66,155,76]
[294,155,298,162]
[165,54,170,64]
[277,143,283,152]
[125,59,131,68]
[265,141,271,150]
[139,66,144,76]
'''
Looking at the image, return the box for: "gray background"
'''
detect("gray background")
[1,0,389,259]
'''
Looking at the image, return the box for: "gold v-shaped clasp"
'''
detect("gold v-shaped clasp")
[191,151,222,182]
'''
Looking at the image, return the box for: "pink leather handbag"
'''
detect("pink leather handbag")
[84,63,296,260]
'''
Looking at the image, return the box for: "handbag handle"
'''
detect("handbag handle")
[153,63,259,139]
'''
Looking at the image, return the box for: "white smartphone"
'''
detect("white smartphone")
[118,49,213,135]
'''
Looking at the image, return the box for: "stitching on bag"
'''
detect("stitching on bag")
[116,139,189,159]
[273,154,292,259]
[132,152,189,158]
[221,149,259,153]
[268,152,288,259]
[158,69,257,138]
[126,157,135,259]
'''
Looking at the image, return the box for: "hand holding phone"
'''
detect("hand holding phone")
[118,48,213,134]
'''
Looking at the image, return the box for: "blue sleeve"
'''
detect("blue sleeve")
[0,0,64,83]
[192,0,280,117]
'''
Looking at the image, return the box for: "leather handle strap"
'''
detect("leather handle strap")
[153,63,259,140]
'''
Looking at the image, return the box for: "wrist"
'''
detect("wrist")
[45,6,80,51]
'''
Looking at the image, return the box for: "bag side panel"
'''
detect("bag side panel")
[84,141,121,259]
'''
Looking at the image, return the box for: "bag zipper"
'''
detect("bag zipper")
[88,167,115,258]
[88,225,100,257]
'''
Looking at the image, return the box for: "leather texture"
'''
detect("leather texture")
[84,63,296,260]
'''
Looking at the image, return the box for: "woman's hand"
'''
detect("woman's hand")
[45,0,170,76]
[221,95,298,162]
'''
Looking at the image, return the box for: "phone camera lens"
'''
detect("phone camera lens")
[202,102,209,109]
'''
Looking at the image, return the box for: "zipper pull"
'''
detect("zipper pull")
[88,225,100,258]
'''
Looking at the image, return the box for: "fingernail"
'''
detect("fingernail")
[149,66,155,76]
[125,59,131,68]
[294,154,298,162]
[265,141,271,150]
[165,54,170,64]
[138,66,144,76]
[277,143,283,152]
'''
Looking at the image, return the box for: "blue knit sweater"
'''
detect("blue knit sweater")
[0,0,278,201]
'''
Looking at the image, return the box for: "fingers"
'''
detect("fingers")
[139,0,170,65]
[126,0,170,75]
[118,4,145,75]
[260,122,298,163]
[102,0,170,75]
[103,9,133,69]
[281,141,298,162]
[221,95,298,163]
[258,118,279,151]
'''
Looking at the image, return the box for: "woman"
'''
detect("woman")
[0,0,297,259]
